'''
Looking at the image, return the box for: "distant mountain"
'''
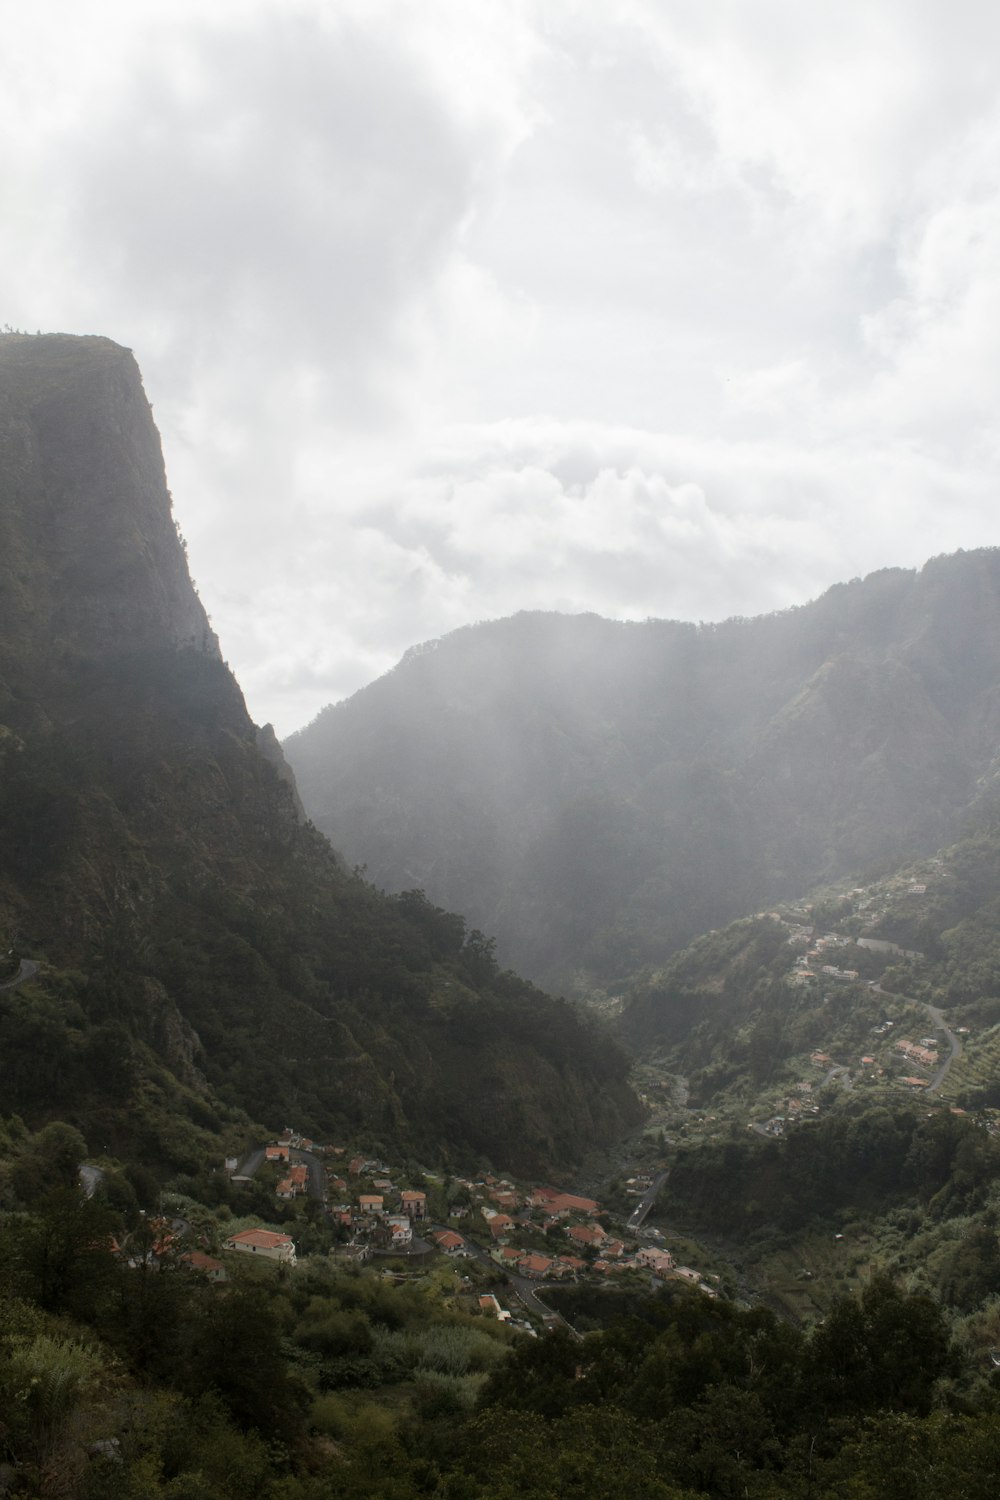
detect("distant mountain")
[285,549,1000,993]
[0,333,640,1173]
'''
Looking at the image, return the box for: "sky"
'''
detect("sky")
[4,1,1000,736]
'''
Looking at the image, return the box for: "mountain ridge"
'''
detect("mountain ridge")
[0,332,640,1173]
[285,548,1000,993]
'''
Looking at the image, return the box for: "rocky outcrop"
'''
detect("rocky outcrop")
[0,333,639,1171]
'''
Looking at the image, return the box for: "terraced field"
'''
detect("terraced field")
[941,1022,1000,1098]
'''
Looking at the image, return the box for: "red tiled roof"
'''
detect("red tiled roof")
[183,1251,225,1273]
[225,1228,293,1250]
[518,1253,554,1275]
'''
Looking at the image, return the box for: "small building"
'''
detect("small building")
[359,1194,384,1215]
[566,1223,607,1249]
[518,1253,555,1279]
[530,1187,600,1217]
[378,1215,413,1250]
[430,1228,465,1255]
[479,1293,511,1321]
[492,1245,523,1267]
[400,1190,427,1220]
[557,1254,588,1274]
[671,1266,701,1284]
[181,1251,227,1283]
[331,1242,371,1264]
[223,1228,296,1265]
[636,1246,675,1273]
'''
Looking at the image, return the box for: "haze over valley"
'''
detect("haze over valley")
[6,3,1000,1493]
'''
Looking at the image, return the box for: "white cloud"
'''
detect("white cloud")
[1,1,999,735]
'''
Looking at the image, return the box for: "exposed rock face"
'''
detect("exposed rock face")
[0,333,639,1172]
[0,335,219,684]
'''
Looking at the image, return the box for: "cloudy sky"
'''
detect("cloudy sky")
[4,1,1000,734]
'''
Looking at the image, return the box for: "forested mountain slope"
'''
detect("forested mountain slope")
[0,333,639,1172]
[286,549,1000,991]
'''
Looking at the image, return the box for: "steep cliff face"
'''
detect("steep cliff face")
[285,551,1000,992]
[0,335,218,685]
[0,334,640,1171]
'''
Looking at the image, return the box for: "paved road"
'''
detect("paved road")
[291,1148,325,1201]
[627,1171,669,1232]
[429,1223,577,1332]
[0,959,39,993]
[871,984,962,1096]
[923,1002,962,1095]
[231,1145,325,1202]
[79,1164,105,1199]
[232,1146,265,1181]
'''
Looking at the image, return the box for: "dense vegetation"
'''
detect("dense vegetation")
[10,334,1000,1497]
[6,1117,1000,1500]
[0,334,640,1173]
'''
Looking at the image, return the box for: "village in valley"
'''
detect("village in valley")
[95,862,1000,1332]
[164,1125,716,1332]
[631,859,1000,1150]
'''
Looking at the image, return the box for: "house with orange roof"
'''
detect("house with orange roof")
[489,1214,514,1240]
[566,1223,607,1249]
[223,1228,296,1265]
[558,1254,588,1274]
[181,1250,227,1282]
[400,1190,427,1219]
[491,1245,523,1267]
[518,1252,555,1279]
[377,1215,412,1249]
[359,1193,384,1215]
[431,1228,465,1255]
[265,1143,290,1163]
[489,1189,520,1211]
[529,1187,600,1216]
[478,1293,511,1321]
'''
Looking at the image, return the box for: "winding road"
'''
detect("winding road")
[923,1002,963,1095]
[430,1223,578,1332]
[0,958,39,992]
[872,984,962,1096]
[627,1170,670,1232]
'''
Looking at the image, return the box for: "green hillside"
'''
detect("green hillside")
[285,549,1000,994]
[0,333,640,1175]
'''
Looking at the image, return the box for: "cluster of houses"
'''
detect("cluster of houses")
[787,930,860,987]
[896,1036,939,1068]
[423,1176,715,1295]
[335,1188,427,1253]
[222,1134,718,1301]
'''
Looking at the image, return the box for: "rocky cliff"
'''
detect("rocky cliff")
[0,334,640,1172]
